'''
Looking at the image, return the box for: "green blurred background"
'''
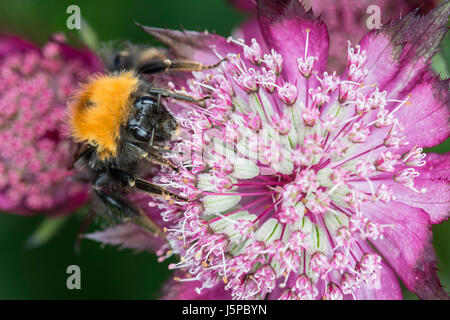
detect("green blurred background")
[0,0,448,299]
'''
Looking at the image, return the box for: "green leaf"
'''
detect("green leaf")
[78,17,100,51]
[431,52,449,79]
[26,216,70,249]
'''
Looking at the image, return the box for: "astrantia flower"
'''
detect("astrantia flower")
[0,35,101,214]
[131,0,450,300]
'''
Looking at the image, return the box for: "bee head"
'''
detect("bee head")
[127,95,178,145]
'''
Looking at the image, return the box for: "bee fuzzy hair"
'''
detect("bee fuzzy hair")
[69,71,140,160]
[99,41,169,74]
[99,41,140,73]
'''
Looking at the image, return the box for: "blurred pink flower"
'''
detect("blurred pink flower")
[0,34,102,215]
[306,0,437,72]
[230,0,436,72]
[130,0,448,300]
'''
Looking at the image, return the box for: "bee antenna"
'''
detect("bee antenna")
[149,126,156,147]
[156,93,161,112]
[149,93,161,147]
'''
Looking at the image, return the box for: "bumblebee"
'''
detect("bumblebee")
[69,42,222,234]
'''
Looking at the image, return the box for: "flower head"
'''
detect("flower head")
[85,0,449,300]
[0,35,101,214]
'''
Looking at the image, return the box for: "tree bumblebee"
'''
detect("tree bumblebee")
[69,41,223,235]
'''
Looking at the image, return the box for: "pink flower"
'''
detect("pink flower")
[0,35,101,215]
[126,0,449,300]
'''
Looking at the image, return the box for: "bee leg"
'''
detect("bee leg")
[126,142,179,172]
[134,178,188,202]
[70,143,83,169]
[93,173,139,219]
[138,57,226,74]
[93,172,163,236]
[108,167,189,203]
[168,58,227,71]
[146,87,210,106]
[71,145,94,169]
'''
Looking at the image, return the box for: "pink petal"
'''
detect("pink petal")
[410,153,450,223]
[137,24,238,65]
[232,17,268,54]
[161,271,231,300]
[354,240,403,300]
[84,223,165,253]
[395,74,449,151]
[363,201,449,300]
[0,35,37,57]
[0,193,29,214]
[127,192,168,228]
[360,2,449,96]
[354,159,449,225]
[56,44,103,72]
[377,153,449,224]
[48,191,91,217]
[256,0,329,85]
[229,0,256,13]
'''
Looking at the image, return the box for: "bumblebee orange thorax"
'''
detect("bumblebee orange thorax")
[69,71,139,160]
